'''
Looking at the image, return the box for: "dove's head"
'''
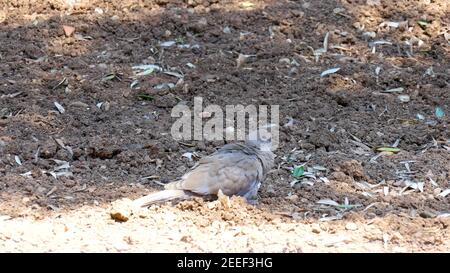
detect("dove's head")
[246,124,279,152]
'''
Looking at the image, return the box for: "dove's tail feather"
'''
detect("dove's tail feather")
[133,190,192,207]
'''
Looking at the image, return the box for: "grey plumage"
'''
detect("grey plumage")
[134,141,275,207]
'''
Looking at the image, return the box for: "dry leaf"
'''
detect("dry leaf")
[160,41,176,47]
[383,87,404,93]
[397,95,410,103]
[323,32,329,52]
[0,91,23,98]
[46,186,57,196]
[236,53,248,68]
[320,67,340,77]
[62,25,75,37]
[367,0,381,5]
[444,33,450,44]
[54,102,65,114]
[317,199,340,206]
[15,155,22,165]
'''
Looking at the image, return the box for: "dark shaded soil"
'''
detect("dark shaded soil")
[0,0,449,252]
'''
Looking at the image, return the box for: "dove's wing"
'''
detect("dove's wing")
[165,151,264,197]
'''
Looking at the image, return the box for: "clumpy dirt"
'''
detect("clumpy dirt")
[0,0,449,252]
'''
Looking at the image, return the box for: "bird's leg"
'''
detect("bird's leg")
[242,182,261,205]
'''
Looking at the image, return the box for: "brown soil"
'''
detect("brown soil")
[0,0,449,252]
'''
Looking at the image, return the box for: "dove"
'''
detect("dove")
[134,127,276,207]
